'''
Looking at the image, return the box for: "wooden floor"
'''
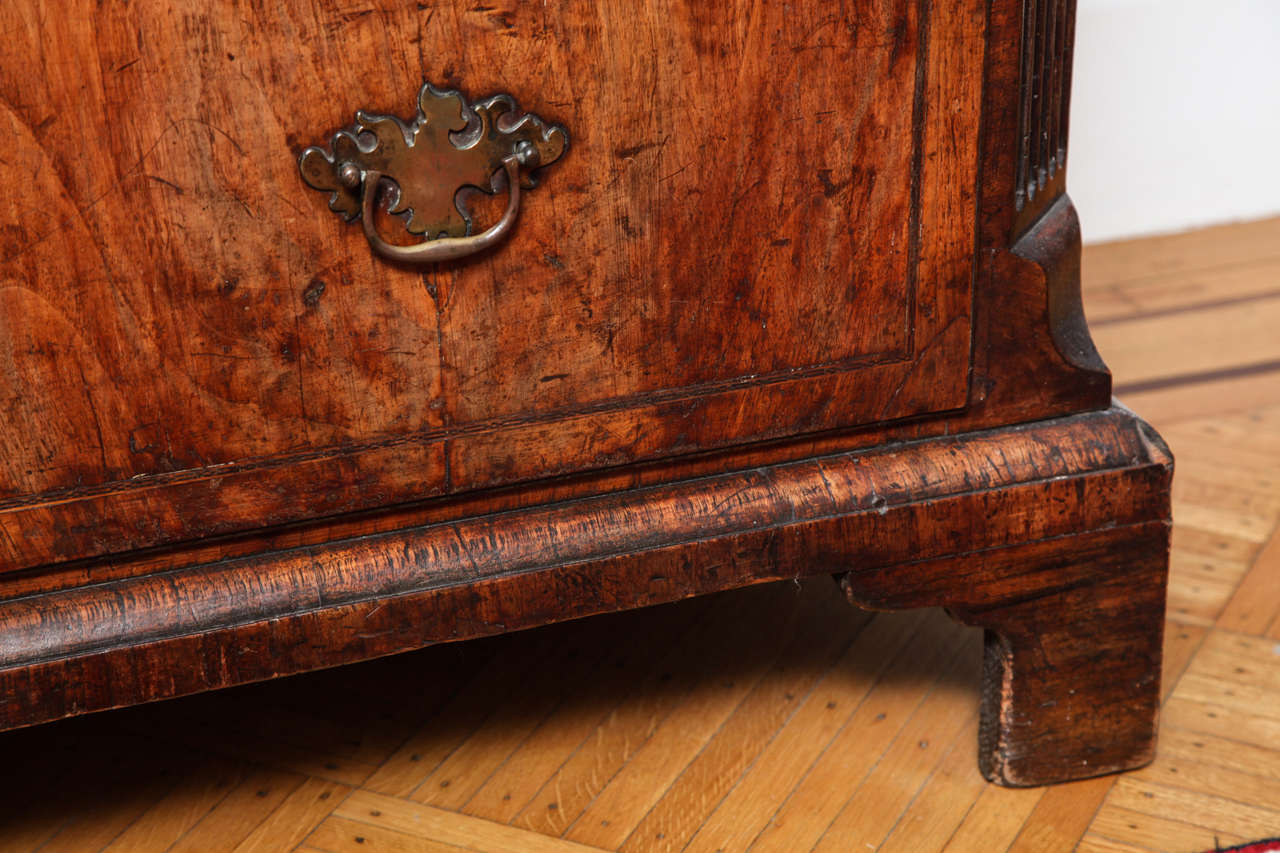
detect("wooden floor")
[4,218,1280,853]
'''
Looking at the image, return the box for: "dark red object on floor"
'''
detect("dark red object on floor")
[1208,841,1280,853]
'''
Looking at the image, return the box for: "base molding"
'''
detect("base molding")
[0,404,1171,785]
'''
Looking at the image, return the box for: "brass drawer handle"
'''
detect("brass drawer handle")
[299,83,567,265]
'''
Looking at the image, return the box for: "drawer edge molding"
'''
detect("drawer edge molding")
[0,404,1170,746]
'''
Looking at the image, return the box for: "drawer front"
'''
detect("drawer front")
[0,0,986,568]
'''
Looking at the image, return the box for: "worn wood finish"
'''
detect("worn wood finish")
[843,525,1169,785]
[0,180,1105,595]
[0,0,1110,575]
[0,404,1171,790]
[0,217,1270,853]
[0,0,1168,791]
[0,0,989,569]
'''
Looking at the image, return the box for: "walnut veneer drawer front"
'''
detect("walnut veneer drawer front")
[0,0,982,569]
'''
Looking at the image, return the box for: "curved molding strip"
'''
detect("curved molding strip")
[0,406,1167,726]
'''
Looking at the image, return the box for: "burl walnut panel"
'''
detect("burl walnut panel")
[0,0,983,570]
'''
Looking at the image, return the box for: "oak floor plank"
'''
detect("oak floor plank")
[1172,547,1256,582]
[1174,461,1280,506]
[1175,672,1280,722]
[808,647,982,853]
[1173,471,1280,522]
[167,766,311,853]
[509,588,787,840]
[0,725,125,853]
[0,824,61,853]
[359,634,575,799]
[1086,256,1280,324]
[1173,502,1277,546]
[938,784,1044,853]
[268,640,506,774]
[614,585,875,853]
[1186,629,1280,691]
[1172,524,1263,566]
[1105,776,1280,839]
[1118,369,1280,428]
[1082,216,1280,289]
[1086,805,1243,853]
[100,756,245,853]
[861,711,989,853]
[228,778,350,853]
[335,791,606,853]
[1166,573,1240,627]
[6,797,154,853]
[405,609,662,812]
[0,732,203,853]
[305,815,468,852]
[1219,527,1280,634]
[1004,776,1115,853]
[361,615,653,799]
[1161,622,1208,701]
[1091,295,1280,386]
[558,587,829,849]
[1160,695,1280,750]
[1074,836,1158,853]
[1134,753,1280,812]
[1170,409,1280,451]
[456,596,716,825]
[114,703,381,788]
[1155,725,1280,778]
[745,616,976,853]
[1161,431,1280,477]
[678,609,931,853]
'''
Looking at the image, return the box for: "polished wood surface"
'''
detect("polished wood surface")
[0,402,1169,764]
[0,0,1160,792]
[0,217,1276,849]
[0,0,993,569]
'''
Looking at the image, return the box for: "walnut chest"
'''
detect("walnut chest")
[0,0,1171,787]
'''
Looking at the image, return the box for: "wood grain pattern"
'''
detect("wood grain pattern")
[0,403,1172,791]
[0,216,1269,852]
[0,0,991,569]
[0,0,1108,579]
[0,0,1164,797]
[843,523,1170,785]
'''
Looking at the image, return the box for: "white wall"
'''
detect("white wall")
[1068,0,1280,243]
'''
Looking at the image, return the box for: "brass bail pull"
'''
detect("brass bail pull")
[360,155,522,264]
[299,83,568,266]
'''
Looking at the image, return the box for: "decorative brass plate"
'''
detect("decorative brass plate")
[299,83,567,264]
